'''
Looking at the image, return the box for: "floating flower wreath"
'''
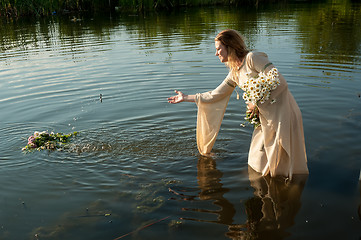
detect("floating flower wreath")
[240,68,280,128]
[22,131,78,151]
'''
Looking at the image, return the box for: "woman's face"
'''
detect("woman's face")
[215,41,228,63]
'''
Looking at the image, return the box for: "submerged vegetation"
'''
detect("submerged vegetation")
[1,0,289,18]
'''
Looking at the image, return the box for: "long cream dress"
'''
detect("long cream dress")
[195,52,308,178]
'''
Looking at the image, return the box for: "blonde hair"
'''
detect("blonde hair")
[215,29,249,78]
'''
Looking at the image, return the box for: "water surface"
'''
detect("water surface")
[0,2,360,239]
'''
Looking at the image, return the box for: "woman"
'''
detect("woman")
[168,29,308,178]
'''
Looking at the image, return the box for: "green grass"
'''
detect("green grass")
[1,0,115,17]
[0,0,265,17]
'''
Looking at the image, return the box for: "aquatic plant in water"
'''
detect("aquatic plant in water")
[22,131,78,151]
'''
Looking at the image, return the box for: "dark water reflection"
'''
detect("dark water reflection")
[0,1,361,240]
[239,168,307,240]
[297,1,361,60]
[182,157,307,240]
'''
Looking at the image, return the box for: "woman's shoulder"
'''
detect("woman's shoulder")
[245,51,271,72]
[246,51,269,61]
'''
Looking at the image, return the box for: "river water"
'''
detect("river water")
[0,2,360,240]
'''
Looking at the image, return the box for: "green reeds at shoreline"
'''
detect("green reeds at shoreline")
[0,0,270,18]
[117,0,244,11]
[0,0,116,17]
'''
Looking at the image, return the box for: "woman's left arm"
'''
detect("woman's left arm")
[195,77,236,104]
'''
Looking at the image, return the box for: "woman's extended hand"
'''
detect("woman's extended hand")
[168,90,185,104]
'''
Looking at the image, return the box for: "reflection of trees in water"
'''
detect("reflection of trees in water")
[120,7,260,51]
[296,1,361,63]
[1,3,360,63]
[0,16,116,58]
[0,7,261,56]
[182,156,308,240]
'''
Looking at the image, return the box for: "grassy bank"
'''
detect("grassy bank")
[0,0,117,17]
[0,0,275,18]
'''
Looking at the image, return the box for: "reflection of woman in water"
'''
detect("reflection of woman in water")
[230,167,308,240]
[177,156,308,239]
[168,29,308,178]
[196,156,236,225]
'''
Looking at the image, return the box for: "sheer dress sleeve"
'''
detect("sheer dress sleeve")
[195,75,236,155]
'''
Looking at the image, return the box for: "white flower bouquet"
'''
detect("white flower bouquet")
[240,68,280,127]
